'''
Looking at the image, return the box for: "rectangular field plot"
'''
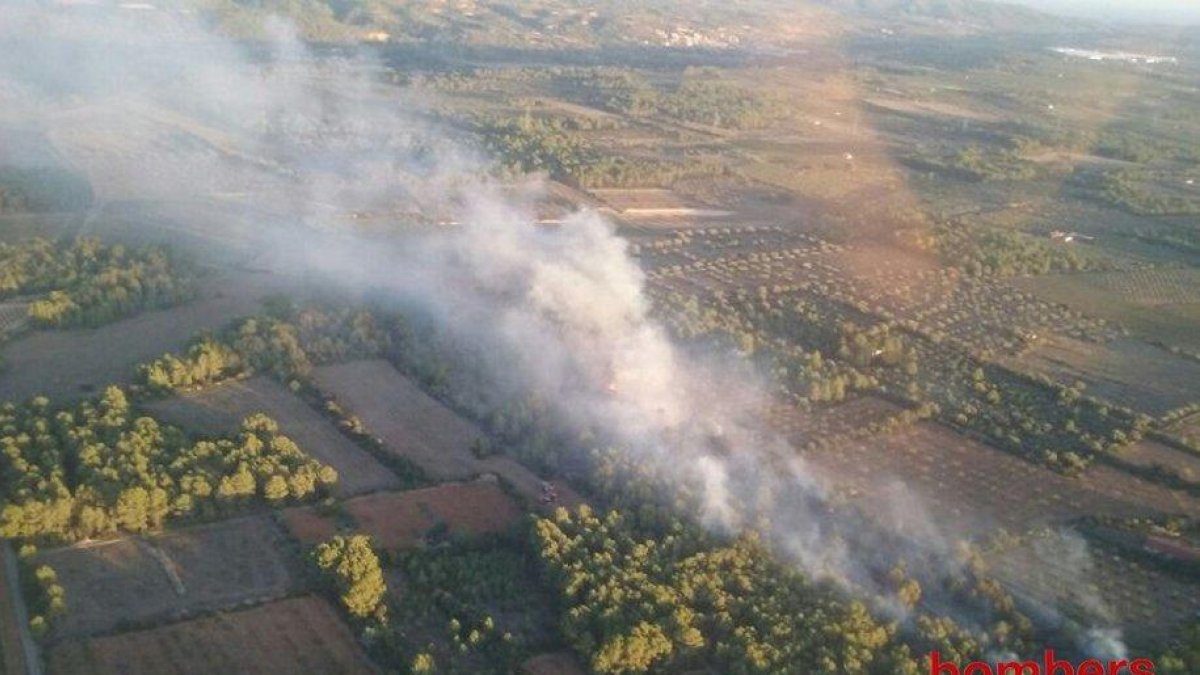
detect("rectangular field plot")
[310,360,582,508]
[808,422,1200,537]
[312,360,485,481]
[45,595,377,675]
[38,515,296,640]
[1005,336,1200,417]
[283,481,523,552]
[144,376,400,497]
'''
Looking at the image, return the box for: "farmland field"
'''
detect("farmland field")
[284,481,522,552]
[38,515,296,640]
[45,595,376,675]
[1004,336,1200,417]
[0,544,28,675]
[312,360,486,481]
[808,422,1200,537]
[0,270,287,403]
[1113,440,1200,485]
[989,534,1200,648]
[144,376,401,497]
[3,1,1200,672]
[1012,274,1200,353]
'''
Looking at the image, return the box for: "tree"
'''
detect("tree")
[313,535,388,620]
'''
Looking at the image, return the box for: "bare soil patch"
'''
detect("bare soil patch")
[144,377,400,497]
[45,595,376,675]
[38,515,296,641]
[864,97,1000,122]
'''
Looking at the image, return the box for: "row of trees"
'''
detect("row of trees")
[0,386,337,542]
[17,546,66,638]
[137,304,394,393]
[0,237,195,328]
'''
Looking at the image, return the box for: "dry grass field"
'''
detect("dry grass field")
[144,376,401,497]
[283,481,523,552]
[1005,336,1200,417]
[45,595,377,675]
[0,270,287,403]
[38,515,295,640]
[312,360,485,481]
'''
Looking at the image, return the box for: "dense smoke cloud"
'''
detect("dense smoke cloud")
[0,0,1127,657]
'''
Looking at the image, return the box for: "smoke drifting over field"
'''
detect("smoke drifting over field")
[0,2,1125,658]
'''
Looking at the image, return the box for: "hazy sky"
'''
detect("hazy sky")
[1012,0,1200,24]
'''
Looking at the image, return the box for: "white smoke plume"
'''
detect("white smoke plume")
[0,1,1131,659]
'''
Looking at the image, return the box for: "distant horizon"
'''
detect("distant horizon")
[1009,0,1200,25]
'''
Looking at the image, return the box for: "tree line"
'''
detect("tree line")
[0,237,195,328]
[137,303,394,393]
